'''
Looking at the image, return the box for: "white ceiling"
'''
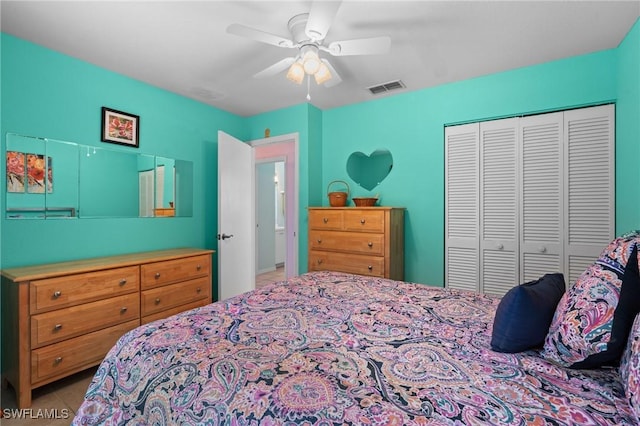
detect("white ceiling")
[1,1,638,117]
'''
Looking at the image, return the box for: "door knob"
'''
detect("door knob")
[218,233,234,240]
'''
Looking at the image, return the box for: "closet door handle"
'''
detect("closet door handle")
[497,244,504,250]
[538,246,547,253]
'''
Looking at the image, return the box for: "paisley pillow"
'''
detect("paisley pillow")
[620,313,640,422]
[542,232,640,368]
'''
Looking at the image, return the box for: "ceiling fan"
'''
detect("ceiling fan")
[226,1,391,88]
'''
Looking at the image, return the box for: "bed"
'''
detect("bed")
[72,269,639,425]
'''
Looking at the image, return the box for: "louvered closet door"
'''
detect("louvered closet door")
[519,112,563,282]
[445,123,479,292]
[480,119,519,296]
[564,104,615,286]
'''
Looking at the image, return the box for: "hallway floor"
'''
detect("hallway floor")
[256,265,285,289]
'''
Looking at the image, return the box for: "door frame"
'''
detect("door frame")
[252,133,299,279]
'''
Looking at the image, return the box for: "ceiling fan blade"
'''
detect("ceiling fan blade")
[324,36,391,56]
[321,59,342,88]
[305,0,342,41]
[253,57,297,79]
[227,23,294,48]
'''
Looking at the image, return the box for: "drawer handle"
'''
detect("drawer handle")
[196,265,202,271]
[53,291,62,299]
[53,324,63,331]
[155,272,161,279]
[323,217,328,223]
[196,287,202,293]
[121,307,128,313]
[368,265,373,270]
[54,357,63,365]
[155,298,161,305]
[360,219,366,224]
[368,242,373,247]
[317,239,322,244]
[119,278,127,286]
[317,259,323,265]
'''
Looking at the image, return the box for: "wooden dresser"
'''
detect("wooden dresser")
[1,248,213,408]
[308,207,404,280]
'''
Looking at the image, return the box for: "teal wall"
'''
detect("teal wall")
[616,19,640,229]
[1,33,245,271]
[322,18,639,286]
[244,103,323,274]
[1,18,638,289]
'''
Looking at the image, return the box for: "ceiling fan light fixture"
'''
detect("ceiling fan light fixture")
[301,45,321,75]
[314,62,332,85]
[286,62,305,84]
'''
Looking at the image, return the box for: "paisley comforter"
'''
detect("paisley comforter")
[73,271,636,425]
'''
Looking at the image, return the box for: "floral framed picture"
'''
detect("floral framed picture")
[101,107,139,148]
[6,151,25,193]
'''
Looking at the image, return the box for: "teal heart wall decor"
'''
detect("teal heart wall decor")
[346,149,393,191]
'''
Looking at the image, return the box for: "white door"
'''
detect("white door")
[564,104,615,285]
[218,131,255,301]
[445,123,480,292]
[138,170,154,217]
[519,112,563,282]
[479,118,519,295]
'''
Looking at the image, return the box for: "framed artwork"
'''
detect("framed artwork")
[27,153,46,193]
[101,107,139,148]
[6,151,25,193]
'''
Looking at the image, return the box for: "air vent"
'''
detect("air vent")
[367,80,406,95]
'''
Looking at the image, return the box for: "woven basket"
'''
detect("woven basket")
[327,180,350,207]
[353,197,378,207]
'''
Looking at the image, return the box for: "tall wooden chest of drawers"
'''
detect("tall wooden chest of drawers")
[308,207,404,280]
[1,248,213,408]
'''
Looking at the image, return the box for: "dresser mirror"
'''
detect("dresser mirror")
[5,133,193,219]
[346,149,393,191]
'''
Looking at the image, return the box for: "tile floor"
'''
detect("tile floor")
[1,266,286,425]
[256,264,285,289]
[1,366,97,425]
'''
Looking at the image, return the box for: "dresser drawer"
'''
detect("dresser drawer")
[309,230,385,255]
[142,299,210,325]
[309,250,385,277]
[31,293,140,348]
[343,210,385,233]
[309,210,344,230]
[30,266,139,314]
[31,319,139,384]
[141,254,210,289]
[141,276,210,316]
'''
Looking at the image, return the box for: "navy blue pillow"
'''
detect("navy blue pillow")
[491,273,566,353]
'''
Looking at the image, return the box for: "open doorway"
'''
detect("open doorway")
[256,160,285,288]
[253,134,298,287]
